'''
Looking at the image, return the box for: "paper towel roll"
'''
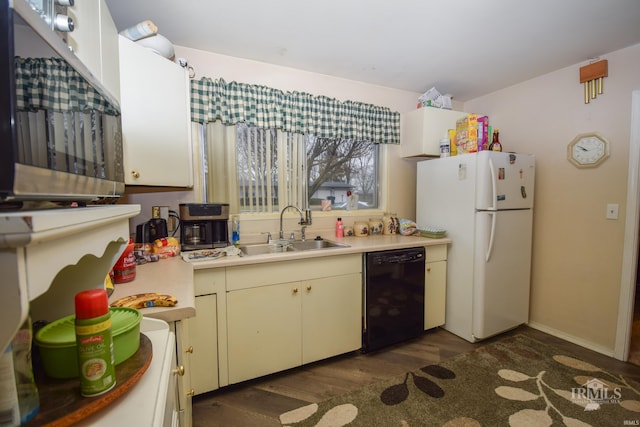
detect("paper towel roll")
[120,20,158,41]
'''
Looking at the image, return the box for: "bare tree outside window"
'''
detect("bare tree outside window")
[236,125,379,212]
[306,136,378,210]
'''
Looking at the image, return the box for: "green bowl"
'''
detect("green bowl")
[35,307,142,379]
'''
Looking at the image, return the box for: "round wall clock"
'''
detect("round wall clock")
[567,132,610,168]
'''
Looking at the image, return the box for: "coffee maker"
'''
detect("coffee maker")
[179,203,230,251]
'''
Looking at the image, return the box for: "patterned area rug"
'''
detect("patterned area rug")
[279,335,640,426]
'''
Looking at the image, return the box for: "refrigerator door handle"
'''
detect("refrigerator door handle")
[487,157,498,211]
[486,211,497,262]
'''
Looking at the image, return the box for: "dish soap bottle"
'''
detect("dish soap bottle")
[336,217,344,238]
[489,129,503,152]
[231,215,240,246]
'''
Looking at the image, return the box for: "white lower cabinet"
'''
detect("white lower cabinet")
[188,294,219,394]
[425,244,447,330]
[189,269,225,394]
[227,282,301,383]
[226,255,362,384]
[302,274,362,364]
[171,320,193,427]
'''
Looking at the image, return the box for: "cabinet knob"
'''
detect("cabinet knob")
[292,288,298,294]
[187,389,195,397]
[185,346,194,354]
[173,365,185,376]
[427,268,431,273]
[306,285,312,291]
[131,171,140,178]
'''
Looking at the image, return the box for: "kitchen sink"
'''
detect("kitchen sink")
[288,240,348,251]
[238,239,349,256]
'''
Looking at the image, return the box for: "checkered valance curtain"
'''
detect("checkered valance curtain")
[14,57,118,115]
[190,77,400,144]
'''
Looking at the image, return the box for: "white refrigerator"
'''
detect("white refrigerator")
[416,151,535,343]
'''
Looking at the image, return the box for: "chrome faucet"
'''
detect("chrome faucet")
[279,205,312,241]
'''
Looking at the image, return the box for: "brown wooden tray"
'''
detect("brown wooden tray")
[25,333,152,427]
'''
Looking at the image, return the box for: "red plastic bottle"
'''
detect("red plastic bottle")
[113,238,136,284]
[336,217,344,238]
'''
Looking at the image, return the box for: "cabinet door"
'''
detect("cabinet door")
[66,0,101,81]
[173,320,193,427]
[302,273,362,364]
[424,260,447,330]
[402,108,467,157]
[98,0,120,103]
[188,294,218,395]
[227,283,302,384]
[119,36,193,187]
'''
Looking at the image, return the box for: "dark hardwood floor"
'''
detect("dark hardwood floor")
[192,326,640,427]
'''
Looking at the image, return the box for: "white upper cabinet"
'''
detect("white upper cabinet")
[402,107,467,157]
[66,0,120,102]
[118,36,193,187]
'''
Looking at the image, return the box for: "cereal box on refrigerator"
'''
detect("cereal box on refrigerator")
[455,114,478,153]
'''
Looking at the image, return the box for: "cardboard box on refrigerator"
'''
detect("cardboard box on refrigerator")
[455,114,478,153]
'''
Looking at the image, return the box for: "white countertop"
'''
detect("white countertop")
[109,257,196,323]
[112,234,451,323]
[190,234,452,269]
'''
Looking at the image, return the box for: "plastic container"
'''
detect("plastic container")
[0,344,19,426]
[35,306,141,380]
[74,289,116,396]
[335,217,344,238]
[10,318,39,424]
[231,216,240,245]
[113,238,136,284]
[439,138,450,157]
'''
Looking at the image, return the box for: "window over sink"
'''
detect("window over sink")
[235,124,379,213]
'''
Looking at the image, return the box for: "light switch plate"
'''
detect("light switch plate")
[606,203,619,220]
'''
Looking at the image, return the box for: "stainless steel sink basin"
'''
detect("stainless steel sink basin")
[238,239,349,256]
[288,240,349,251]
[238,242,294,256]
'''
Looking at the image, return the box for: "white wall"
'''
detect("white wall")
[465,43,640,354]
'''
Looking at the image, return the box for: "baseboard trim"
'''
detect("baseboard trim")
[526,321,616,359]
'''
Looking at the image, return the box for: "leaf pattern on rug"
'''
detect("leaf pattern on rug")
[421,364,456,379]
[379,373,410,405]
[380,365,454,405]
[496,353,640,426]
[411,372,444,398]
[278,335,640,427]
[499,369,533,382]
[495,385,540,401]
[553,355,602,372]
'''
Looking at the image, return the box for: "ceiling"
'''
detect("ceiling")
[104,0,640,102]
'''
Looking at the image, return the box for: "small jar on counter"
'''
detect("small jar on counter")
[368,218,383,235]
[382,213,398,235]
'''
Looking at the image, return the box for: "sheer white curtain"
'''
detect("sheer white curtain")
[195,121,307,214]
[236,124,307,213]
[192,121,240,212]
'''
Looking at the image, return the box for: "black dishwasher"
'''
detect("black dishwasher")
[363,247,426,352]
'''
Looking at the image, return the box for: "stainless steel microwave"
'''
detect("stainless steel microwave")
[0,0,124,206]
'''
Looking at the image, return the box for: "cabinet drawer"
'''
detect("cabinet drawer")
[194,269,226,296]
[425,244,447,262]
[226,254,361,291]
